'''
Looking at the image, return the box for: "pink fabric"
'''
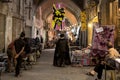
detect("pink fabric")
[80,58,91,66]
[92,23,115,57]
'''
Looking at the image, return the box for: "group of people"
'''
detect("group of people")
[7,31,120,80]
[7,31,42,77]
[53,33,120,79]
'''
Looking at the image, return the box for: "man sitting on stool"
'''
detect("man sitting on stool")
[86,41,120,80]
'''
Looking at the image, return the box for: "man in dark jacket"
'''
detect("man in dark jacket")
[14,32,25,77]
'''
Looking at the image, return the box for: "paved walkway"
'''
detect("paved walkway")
[1,49,119,80]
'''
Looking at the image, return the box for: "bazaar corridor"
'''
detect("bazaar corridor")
[1,49,120,80]
[1,49,97,80]
[1,0,120,80]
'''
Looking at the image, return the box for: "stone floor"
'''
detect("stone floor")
[1,49,120,80]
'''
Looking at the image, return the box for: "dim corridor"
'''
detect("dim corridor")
[1,49,119,80]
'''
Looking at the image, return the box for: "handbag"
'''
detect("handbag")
[105,58,116,69]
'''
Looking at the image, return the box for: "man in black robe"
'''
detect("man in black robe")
[53,33,71,67]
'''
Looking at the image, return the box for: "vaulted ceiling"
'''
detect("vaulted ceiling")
[33,0,102,25]
[33,0,84,26]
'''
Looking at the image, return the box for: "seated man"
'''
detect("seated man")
[86,42,120,80]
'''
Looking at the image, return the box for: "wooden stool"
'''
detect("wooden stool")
[106,70,116,80]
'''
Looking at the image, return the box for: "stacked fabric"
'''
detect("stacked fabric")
[71,49,92,66]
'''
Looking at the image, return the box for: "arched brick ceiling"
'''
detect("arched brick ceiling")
[36,0,81,24]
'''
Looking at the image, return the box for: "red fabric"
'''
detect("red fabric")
[92,23,115,57]
[8,41,14,49]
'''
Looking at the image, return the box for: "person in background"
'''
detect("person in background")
[14,32,25,77]
[40,35,43,52]
[86,41,120,80]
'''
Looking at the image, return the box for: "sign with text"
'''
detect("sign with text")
[96,27,103,33]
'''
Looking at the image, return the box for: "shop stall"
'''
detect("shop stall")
[70,46,92,67]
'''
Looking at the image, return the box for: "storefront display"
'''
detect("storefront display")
[91,23,115,57]
[71,48,92,66]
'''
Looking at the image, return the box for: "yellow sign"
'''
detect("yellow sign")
[80,11,87,31]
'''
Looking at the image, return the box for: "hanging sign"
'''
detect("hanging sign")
[80,11,87,31]
[96,27,103,33]
[52,4,65,30]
